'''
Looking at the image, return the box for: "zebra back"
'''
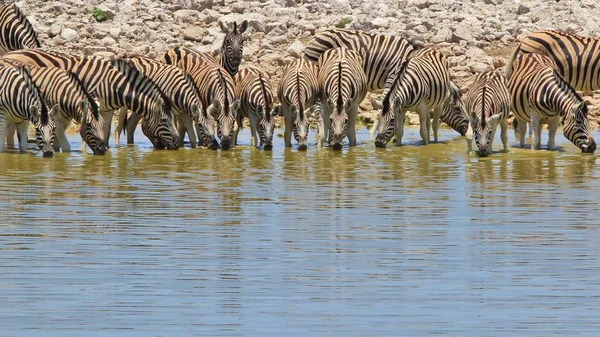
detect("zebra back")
[277,59,319,119]
[127,56,203,118]
[514,30,600,91]
[305,29,413,91]
[163,46,219,72]
[0,4,40,54]
[317,47,368,113]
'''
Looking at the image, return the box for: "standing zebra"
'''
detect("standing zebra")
[508,53,596,153]
[506,30,600,91]
[317,47,367,149]
[234,66,278,150]
[0,59,106,155]
[163,20,248,77]
[463,70,511,157]
[113,56,202,148]
[185,63,240,150]
[0,4,40,54]
[2,49,180,149]
[372,47,451,147]
[0,64,58,156]
[305,29,413,91]
[277,59,320,150]
[440,82,470,137]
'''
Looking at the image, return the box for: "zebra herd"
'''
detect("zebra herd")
[0,4,598,158]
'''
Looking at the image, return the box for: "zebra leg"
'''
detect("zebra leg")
[283,105,293,147]
[547,117,559,151]
[417,105,430,145]
[233,112,243,146]
[114,107,128,146]
[432,105,442,143]
[54,119,71,153]
[101,110,114,148]
[0,118,7,153]
[15,122,29,153]
[5,124,16,147]
[531,114,542,150]
[466,122,474,153]
[369,115,379,138]
[489,123,498,154]
[126,112,142,144]
[395,109,406,146]
[319,103,331,147]
[500,120,508,152]
[180,114,197,148]
[517,119,527,148]
[249,115,259,148]
[347,103,358,146]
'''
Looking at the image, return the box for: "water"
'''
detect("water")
[1,126,599,337]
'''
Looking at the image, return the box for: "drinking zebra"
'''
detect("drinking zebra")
[0,4,40,54]
[277,59,320,150]
[0,59,106,155]
[305,29,413,91]
[463,70,511,157]
[163,20,248,77]
[508,53,596,153]
[3,49,180,149]
[371,47,452,147]
[234,66,278,150]
[113,56,203,148]
[317,47,368,149]
[0,64,58,156]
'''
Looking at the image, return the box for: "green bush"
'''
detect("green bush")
[338,17,352,26]
[89,8,107,22]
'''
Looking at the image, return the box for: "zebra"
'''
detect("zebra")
[463,70,511,157]
[113,56,203,148]
[305,29,414,91]
[0,59,106,155]
[440,82,470,137]
[233,66,278,150]
[0,64,58,156]
[0,4,40,55]
[506,30,600,92]
[507,53,596,153]
[277,59,320,150]
[163,20,248,77]
[371,47,451,147]
[2,49,180,149]
[317,47,368,150]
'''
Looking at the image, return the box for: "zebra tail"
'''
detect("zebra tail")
[505,43,521,80]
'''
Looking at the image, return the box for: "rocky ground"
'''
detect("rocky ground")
[15,0,600,129]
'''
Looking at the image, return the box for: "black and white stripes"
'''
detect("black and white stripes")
[0,4,40,55]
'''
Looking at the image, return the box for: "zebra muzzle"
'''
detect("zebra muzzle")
[93,143,107,155]
[43,150,54,158]
[374,139,387,148]
[581,137,597,153]
[221,137,232,150]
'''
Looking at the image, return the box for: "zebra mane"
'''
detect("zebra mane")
[65,70,100,120]
[181,69,203,110]
[11,3,41,48]
[258,72,270,116]
[110,58,172,115]
[15,64,49,124]
[381,51,413,115]
[216,68,230,116]
[336,54,343,115]
[552,69,583,105]
[480,86,487,129]
[295,67,304,120]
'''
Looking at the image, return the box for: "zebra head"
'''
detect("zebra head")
[208,98,240,150]
[329,97,352,150]
[219,20,249,75]
[469,90,498,157]
[256,104,278,151]
[292,104,318,151]
[193,105,219,150]
[32,104,59,157]
[442,82,469,136]
[78,99,107,155]
[372,96,396,148]
[564,101,596,153]
[144,98,180,150]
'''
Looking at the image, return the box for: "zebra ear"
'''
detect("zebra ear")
[29,105,39,118]
[207,99,222,118]
[290,106,297,115]
[370,96,382,110]
[191,103,201,116]
[326,98,334,109]
[256,105,264,116]
[79,99,89,119]
[218,21,229,33]
[50,104,60,118]
[487,113,501,126]
[238,20,248,34]
[272,104,281,117]
[232,99,241,112]
[345,98,353,109]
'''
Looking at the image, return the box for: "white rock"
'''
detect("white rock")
[372,17,390,29]
[61,28,79,42]
[48,23,62,38]
[183,27,205,42]
[287,40,305,58]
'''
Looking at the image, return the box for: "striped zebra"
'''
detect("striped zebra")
[0,59,106,155]
[506,30,600,91]
[2,49,180,149]
[305,29,414,91]
[463,70,511,157]
[233,66,278,150]
[440,82,469,137]
[0,64,58,156]
[317,47,368,149]
[113,56,202,148]
[0,4,40,54]
[163,20,248,77]
[277,59,320,150]
[371,47,451,147]
[166,55,240,150]
[508,53,596,153]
